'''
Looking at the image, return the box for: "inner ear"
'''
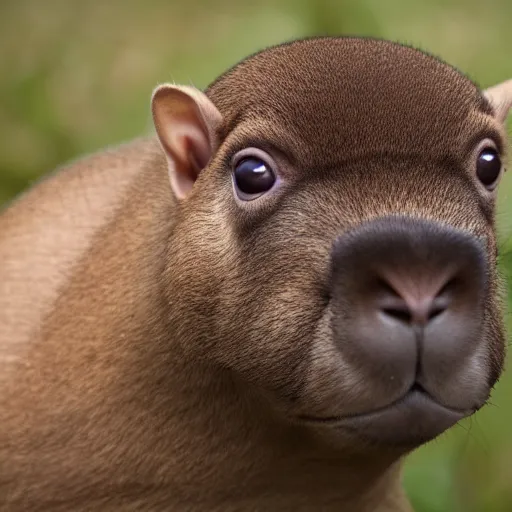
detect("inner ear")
[483,79,512,124]
[151,84,223,200]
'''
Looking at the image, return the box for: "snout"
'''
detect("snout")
[310,216,491,444]
[331,215,487,381]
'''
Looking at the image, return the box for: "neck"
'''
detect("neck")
[131,342,411,511]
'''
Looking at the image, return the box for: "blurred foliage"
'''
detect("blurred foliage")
[1,0,512,510]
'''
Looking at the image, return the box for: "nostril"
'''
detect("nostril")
[377,279,414,324]
[428,278,456,321]
[381,304,412,324]
[427,303,445,321]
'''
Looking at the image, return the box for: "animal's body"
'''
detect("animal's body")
[1,37,511,511]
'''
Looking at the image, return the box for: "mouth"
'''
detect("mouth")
[298,384,476,446]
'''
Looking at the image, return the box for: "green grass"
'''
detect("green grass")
[1,1,511,510]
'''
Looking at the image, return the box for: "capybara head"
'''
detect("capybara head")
[151,37,510,449]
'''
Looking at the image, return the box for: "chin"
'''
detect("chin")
[299,386,478,448]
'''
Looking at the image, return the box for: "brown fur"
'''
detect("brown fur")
[0,36,510,511]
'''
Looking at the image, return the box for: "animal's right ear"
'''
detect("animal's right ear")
[151,84,222,200]
[483,79,512,124]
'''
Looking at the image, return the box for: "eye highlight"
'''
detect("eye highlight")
[476,146,502,190]
[232,149,277,201]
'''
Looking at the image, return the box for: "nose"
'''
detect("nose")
[330,216,487,383]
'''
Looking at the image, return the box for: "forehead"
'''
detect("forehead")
[207,38,492,166]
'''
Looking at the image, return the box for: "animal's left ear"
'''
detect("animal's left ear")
[484,79,512,124]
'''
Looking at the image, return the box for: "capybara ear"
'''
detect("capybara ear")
[484,79,512,124]
[152,84,222,199]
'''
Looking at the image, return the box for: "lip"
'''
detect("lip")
[298,385,475,445]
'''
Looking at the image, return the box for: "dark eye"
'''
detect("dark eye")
[233,156,276,200]
[476,147,502,189]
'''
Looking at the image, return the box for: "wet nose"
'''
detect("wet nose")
[330,216,487,382]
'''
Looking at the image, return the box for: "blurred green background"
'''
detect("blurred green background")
[1,0,511,510]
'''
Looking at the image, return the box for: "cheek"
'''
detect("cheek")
[164,213,326,402]
[210,275,327,400]
[484,281,507,387]
[162,213,238,355]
